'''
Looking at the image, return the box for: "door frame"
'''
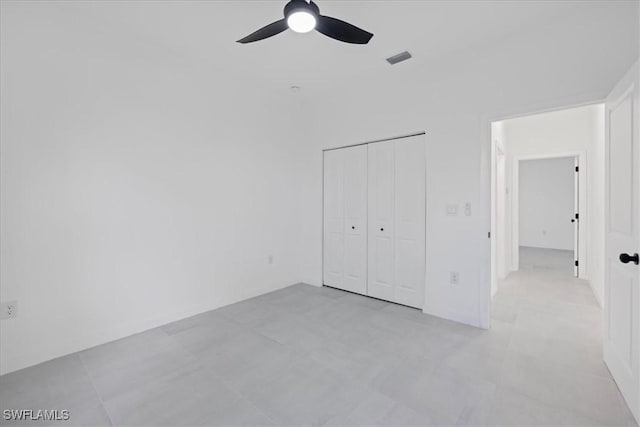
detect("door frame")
[321,131,427,297]
[510,152,585,277]
[490,142,506,299]
[483,100,603,329]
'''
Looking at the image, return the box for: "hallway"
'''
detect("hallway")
[518,246,575,277]
[491,263,635,425]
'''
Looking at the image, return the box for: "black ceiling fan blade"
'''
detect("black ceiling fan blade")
[316,15,373,44]
[237,19,288,44]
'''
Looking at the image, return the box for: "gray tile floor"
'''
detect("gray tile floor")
[1,258,637,426]
[519,246,575,276]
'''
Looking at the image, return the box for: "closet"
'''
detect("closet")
[322,134,426,309]
[323,145,368,295]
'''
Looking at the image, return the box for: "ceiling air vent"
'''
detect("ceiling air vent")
[386,51,412,65]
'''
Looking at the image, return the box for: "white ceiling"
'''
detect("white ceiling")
[9,0,638,91]
[72,0,634,88]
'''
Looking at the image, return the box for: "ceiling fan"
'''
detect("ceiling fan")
[237,0,373,45]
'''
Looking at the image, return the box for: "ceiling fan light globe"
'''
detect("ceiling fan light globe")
[287,11,316,33]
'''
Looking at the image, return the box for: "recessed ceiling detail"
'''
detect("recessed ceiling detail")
[386,51,412,65]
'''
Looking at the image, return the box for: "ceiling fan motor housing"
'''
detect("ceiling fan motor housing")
[284,0,319,19]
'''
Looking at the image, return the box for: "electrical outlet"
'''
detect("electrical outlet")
[464,203,472,216]
[450,272,459,285]
[268,255,274,265]
[1,301,18,319]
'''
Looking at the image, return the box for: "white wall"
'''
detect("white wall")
[1,1,635,374]
[589,107,607,307]
[499,104,605,303]
[294,3,636,327]
[490,121,508,297]
[519,157,575,251]
[0,3,307,374]
[494,122,510,282]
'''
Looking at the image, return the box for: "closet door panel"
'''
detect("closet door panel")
[323,149,345,288]
[343,145,368,294]
[368,141,395,302]
[394,136,426,308]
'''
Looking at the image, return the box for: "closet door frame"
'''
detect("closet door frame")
[322,131,427,308]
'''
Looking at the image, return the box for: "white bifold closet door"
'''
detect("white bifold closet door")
[323,145,368,295]
[368,136,425,308]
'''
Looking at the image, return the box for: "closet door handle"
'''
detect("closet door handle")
[619,253,639,265]
[351,226,355,230]
[380,228,384,232]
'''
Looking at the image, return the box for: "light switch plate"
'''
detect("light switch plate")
[446,204,458,216]
[450,272,460,285]
[1,301,18,319]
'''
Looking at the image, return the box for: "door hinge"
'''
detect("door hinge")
[488,232,491,238]
[575,213,579,220]
[575,260,579,267]
[575,166,579,172]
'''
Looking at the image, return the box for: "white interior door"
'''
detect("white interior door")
[323,149,345,289]
[343,145,368,294]
[368,136,426,308]
[394,136,426,308]
[604,62,639,424]
[368,141,395,302]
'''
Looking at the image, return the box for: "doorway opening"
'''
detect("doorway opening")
[515,155,579,278]
[484,64,639,426]
[489,103,605,301]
